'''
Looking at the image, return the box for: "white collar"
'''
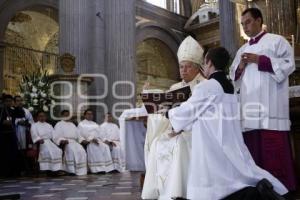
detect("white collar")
[251,30,264,40]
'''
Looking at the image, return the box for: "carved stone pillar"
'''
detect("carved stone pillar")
[59,0,95,74]
[104,0,136,116]
[59,0,107,120]
[219,0,239,56]
[0,42,4,93]
[167,0,174,12]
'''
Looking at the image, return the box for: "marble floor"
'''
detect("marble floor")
[0,172,143,200]
[1,172,300,200]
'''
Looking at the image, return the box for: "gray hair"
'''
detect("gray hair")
[179,60,204,71]
[191,62,204,72]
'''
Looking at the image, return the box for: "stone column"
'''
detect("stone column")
[0,42,4,93]
[167,0,174,12]
[59,0,94,74]
[219,0,239,56]
[59,0,106,121]
[104,0,136,117]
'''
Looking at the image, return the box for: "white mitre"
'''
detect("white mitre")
[177,36,204,65]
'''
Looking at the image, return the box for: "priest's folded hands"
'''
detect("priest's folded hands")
[92,138,99,145]
[168,129,182,138]
[241,52,259,64]
[60,140,69,145]
[104,140,117,147]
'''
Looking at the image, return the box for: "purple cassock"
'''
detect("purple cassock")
[243,130,296,190]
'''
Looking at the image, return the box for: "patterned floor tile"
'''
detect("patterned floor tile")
[115,186,133,189]
[111,192,132,195]
[33,194,55,198]
[65,197,88,200]
[20,181,34,184]
[40,182,55,185]
[49,188,68,191]
[78,190,97,193]
[0,172,143,200]
[61,183,77,186]
[86,185,103,188]
[2,185,20,188]
[25,186,42,189]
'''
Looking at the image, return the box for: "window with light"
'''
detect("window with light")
[144,0,181,15]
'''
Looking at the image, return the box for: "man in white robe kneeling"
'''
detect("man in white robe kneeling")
[99,113,125,172]
[78,109,114,173]
[167,47,288,200]
[142,36,205,200]
[53,110,87,175]
[30,111,62,172]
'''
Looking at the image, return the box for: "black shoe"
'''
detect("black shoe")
[282,192,296,200]
[256,179,286,200]
[67,172,76,176]
[108,170,119,174]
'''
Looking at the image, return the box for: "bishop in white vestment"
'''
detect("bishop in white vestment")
[53,110,87,175]
[78,109,114,173]
[30,111,62,171]
[99,113,125,172]
[168,47,288,200]
[142,36,205,200]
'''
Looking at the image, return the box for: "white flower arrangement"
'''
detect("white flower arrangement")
[32,86,37,93]
[19,70,54,115]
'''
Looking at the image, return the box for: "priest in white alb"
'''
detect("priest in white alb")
[30,111,62,172]
[167,47,288,200]
[99,113,125,172]
[78,109,114,173]
[230,8,296,190]
[142,36,205,200]
[53,110,87,176]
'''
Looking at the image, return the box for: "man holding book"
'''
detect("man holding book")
[142,36,205,200]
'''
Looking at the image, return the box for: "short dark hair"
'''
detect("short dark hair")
[3,94,13,100]
[84,109,93,115]
[205,47,230,71]
[242,7,263,25]
[35,110,45,117]
[14,95,22,101]
[61,110,70,115]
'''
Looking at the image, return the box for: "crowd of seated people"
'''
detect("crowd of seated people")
[0,93,124,178]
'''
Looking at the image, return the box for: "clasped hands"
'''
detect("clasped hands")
[168,130,182,138]
[239,53,260,70]
[81,139,96,145]
[104,140,117,147]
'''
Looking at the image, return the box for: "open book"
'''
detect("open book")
[141,86,191,114]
